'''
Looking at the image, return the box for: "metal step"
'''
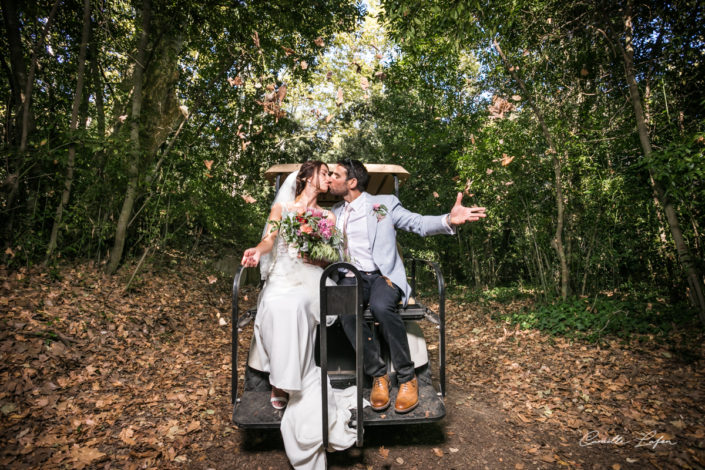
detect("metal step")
[232,380,445,429]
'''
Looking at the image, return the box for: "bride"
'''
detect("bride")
[241,161,360,469]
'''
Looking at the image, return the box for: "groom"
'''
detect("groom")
[327,159,486,413]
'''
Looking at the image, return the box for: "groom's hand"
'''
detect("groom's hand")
[449,192,487,225]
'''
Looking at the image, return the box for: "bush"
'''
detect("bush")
[499,295,694,342]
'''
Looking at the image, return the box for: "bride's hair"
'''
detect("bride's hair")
[295,160,327,196]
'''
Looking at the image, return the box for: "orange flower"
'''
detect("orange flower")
[300,224,313,234]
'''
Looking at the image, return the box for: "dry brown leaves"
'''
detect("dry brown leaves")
[488,95,515,120]
[2,257,704,468]
[436,295,705,468]
[0,256,240,468]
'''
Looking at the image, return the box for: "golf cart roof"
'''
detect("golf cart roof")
[264,163,410,197]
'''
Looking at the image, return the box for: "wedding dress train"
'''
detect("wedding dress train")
[252,211,361,469]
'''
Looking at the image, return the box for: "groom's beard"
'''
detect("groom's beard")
[328,186,346,197]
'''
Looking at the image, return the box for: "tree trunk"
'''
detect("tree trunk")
[494,39,570,299]
[1,0,60,250]
[89,10,107,173]
[19,0,60,153]
[0,0,27,144]
[45,0,91,262]
[107,0,152,274]
[620,12,705,324]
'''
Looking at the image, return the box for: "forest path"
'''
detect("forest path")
[1,255,702,469]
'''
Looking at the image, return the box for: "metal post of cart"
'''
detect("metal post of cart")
[231,266,244,404]
[320,262,364,448]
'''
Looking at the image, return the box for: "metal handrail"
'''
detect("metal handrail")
[231,265,257,404]
[409,258,446,398]
[319,262,364,448]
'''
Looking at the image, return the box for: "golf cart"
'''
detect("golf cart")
[231,163,447,446]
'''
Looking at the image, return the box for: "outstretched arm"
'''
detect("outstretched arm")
[391,192,486,236]
[241,204,283,267]
[448,192,486,225]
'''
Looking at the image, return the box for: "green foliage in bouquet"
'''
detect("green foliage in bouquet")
[270,208,343,263]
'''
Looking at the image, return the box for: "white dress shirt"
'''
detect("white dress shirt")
[338,193,378,272]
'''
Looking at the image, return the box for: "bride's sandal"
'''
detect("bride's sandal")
[270,387,289,410]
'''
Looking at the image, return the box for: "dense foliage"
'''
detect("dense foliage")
[1,0,703,326]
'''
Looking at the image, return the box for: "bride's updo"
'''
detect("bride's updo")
[295,160,327,196]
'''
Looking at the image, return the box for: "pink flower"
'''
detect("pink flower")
[317,219,333,240]
[371,203,388,221]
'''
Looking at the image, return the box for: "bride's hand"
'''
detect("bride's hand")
[241,248,261,267]
[301,253,328,268]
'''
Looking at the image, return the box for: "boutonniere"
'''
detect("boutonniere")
[372,203,388,221]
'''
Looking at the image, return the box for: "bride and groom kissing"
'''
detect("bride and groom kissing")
[241,159,486,469]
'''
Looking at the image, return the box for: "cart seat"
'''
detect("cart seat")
[236,298,438,329]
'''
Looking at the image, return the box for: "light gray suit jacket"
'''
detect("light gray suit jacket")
[332,193,454,305]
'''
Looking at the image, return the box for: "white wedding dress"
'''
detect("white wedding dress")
[252,207,361,469]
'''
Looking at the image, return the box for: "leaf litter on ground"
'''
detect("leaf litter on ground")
[1,256,704,468]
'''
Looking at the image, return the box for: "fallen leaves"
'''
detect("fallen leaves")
[2,259,703,469]
[251,30,260,49]
[0,260,235,468]
[277,84,287,103]
[227,75,243,87]
[257,83,288,122]
[501,153,515,166]
[119,426,136,445]
[336,87,344,106]
[69,445,105,469]
[488,96,515,119]
[441,290,705,469]
[360,76,369,90]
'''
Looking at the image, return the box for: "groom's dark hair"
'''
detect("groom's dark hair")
[338,159,369,191]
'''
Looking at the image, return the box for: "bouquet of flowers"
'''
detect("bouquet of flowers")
[270,207,343,262]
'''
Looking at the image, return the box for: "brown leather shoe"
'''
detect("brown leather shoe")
[394,377,418,414]
[370,374,391,411]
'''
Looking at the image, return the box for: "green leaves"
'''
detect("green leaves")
[500,295,694,343]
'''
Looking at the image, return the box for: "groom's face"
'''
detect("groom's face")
[328,164,351,196]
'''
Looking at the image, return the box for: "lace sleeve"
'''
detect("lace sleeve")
[260,170,298,280]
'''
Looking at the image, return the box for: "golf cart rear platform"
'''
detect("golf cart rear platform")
[232,259,447,432]
[231,164,447,444]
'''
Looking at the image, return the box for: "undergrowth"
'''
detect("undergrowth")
[452,285,698,343]
[505,296,695,343]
